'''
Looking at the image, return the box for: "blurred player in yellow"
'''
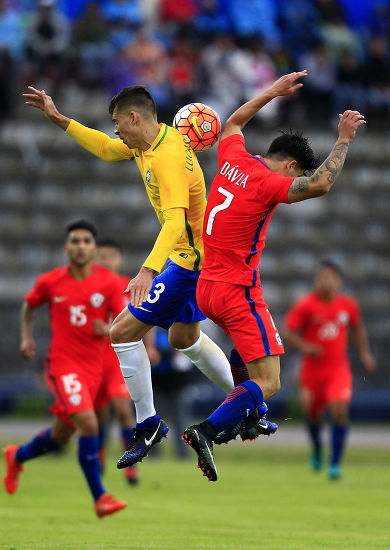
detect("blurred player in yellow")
[94,239,138,485]
[23,85,235,468]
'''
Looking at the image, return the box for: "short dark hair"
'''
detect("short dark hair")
[66,219,97,239]
[109,85,157,118]
[266,130,319,173]
[318,259,343,278]
[97,238,121,251]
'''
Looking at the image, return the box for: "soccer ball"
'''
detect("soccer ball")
[173,103,221,151]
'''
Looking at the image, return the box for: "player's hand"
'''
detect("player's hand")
[301,342,321,357]
[361,351,377,373]
[23,86,70,129]
[337,110,366,143]
[20,335,36,360]
[267,70,308,98]
[125,267,155,308]
[92,319,110,337]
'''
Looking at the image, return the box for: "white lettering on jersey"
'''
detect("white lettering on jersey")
[219,161,249,188]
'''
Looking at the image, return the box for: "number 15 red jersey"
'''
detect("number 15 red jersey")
[200,134,294,287]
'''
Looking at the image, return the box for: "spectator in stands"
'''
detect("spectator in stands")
[228,0,280,50]
[198,32,249,121]
[333,49,365,120]
[168,33,200,108]
[362,36,390,128]
[72,2,113,88]
[108,25,170,109]
[25,0,71,88]
[278,0,320,60]
[194,0,231,39]
[299,39,337,127]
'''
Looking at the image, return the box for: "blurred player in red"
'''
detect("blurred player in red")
[95,239,138,485]
[182,70,367,481]
[284,260,376,479]
[2,220,127,517]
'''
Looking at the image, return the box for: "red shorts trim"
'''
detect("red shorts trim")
[196,279,284,363]
[299,367,352,416]
[45,359,103,427]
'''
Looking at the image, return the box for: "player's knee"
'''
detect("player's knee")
[76,415,99,437]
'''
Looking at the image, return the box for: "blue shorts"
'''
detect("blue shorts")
[128,259,206,330]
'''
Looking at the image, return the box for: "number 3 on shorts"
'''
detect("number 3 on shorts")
[206,187,234,235]
[147,282,166,304]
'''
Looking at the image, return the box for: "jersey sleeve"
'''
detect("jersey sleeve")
[66,120,134,162]
[24,274,50,308]
[348,297,362,327]
[259,172,294,205]
[284,298,308,331]
[152,152,189,211]
[218,134,248,165]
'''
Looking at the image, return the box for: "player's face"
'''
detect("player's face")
[64,229,97,266]
[314,267,342,297]
[96,246,122,273]
[112,108,142,148]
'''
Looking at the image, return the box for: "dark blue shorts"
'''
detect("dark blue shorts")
[128,259,206,330]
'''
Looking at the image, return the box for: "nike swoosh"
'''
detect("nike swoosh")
[191,115,203,138]
[145,424,160,446]
[138,306,152,312]
[53,296,67,303]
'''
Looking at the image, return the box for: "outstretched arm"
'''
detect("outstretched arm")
[287,110,366,203]
[23,87,132,161]
[221,70,308,140]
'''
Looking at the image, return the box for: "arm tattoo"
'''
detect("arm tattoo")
[322,141,349,185]
[290,141,349,195]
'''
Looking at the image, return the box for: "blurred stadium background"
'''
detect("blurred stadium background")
[0,0,389,424]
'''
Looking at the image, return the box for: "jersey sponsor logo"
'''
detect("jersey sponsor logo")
[146,170,151,183]
[220,161,249,188]
[68,393,81,406]
[53,296,67,303]
[90,293,105,308]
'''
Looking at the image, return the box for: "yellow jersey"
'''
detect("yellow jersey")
[66,120,206,272]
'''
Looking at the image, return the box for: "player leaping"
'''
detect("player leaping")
[23,85,238,468]
[182,71,366,481]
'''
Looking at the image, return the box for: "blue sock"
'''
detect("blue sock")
[307,422,322,453]
[330,424,349,466]
[121,427,134,449]
[15,429,60,463]
[78,436,105,502]
[98,425,108,452]
[207,381,264,432]
[136,415,159,431]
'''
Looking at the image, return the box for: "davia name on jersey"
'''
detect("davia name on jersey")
[220,162,249,188]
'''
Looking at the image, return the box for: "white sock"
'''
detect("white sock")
[112,341,156,424]
[177,331,234,393]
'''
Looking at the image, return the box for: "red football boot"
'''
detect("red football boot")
[95,493,127,518]
[3,445,24,494]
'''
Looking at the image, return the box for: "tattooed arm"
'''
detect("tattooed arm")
[288,110,366,203]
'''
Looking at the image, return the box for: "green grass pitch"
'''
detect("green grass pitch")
[1,435,389,550]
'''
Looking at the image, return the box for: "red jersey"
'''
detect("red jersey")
[284,292,361,372]
[200,134,294,287]
[25,264,125,374]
